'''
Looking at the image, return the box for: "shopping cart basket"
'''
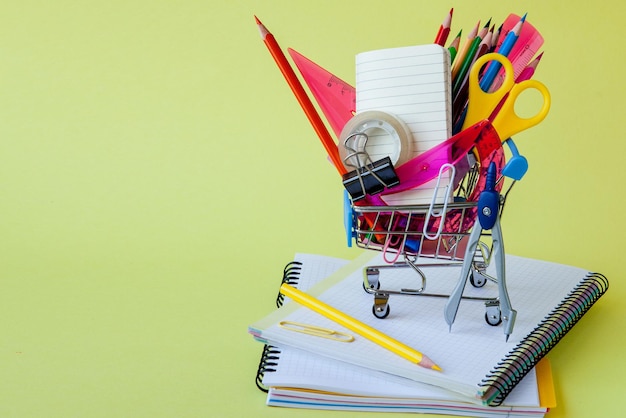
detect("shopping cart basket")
[345,146,519,338]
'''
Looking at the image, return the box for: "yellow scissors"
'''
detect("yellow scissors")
[461,53,551,141]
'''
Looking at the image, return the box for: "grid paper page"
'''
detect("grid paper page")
[356,44,452,205]
[264,254,540,407]
[251,251,591,402]
[281,253,350,301]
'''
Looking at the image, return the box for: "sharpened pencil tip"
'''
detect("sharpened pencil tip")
[419,355,443,372]
[521,13,527,22]
[254,15,269,39]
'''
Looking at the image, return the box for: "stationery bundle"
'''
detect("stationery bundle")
[250,8,609,416]
[254,11,548,209]
[251,252,606,414]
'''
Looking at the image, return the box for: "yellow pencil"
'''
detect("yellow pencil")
[280,283,442,371]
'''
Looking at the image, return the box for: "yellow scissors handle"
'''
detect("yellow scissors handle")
[462,53,516,131]
[491,78,551,140]
[462,53,551,141]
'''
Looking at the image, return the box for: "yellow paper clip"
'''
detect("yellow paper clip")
[279,321,354,343]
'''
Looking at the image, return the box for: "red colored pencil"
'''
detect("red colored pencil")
[255,16,346,175]
[434,8,453,46]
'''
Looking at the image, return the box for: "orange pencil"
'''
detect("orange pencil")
[452,29,493,123]
[434,8,453,46]
[255,16,346,175]
[451,20,480,80]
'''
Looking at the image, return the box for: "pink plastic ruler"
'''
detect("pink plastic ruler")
[288,48,356,137]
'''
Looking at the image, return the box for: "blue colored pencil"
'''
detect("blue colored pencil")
[479,13,526,91]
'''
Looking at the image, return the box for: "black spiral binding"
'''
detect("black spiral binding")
[255,344,282,392]
[480,273,609,406]
[255,260,303,392]
[275,261,303,308]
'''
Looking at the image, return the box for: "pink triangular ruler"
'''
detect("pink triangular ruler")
[288,48,355,137]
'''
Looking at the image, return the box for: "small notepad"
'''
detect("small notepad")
[356,44,452,205]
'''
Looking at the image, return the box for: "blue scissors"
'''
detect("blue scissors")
[461,53,551,141]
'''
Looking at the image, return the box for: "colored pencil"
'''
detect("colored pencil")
[452,34,482,96]
[452,29,493,124]
[280,283,442,371]
[255,16,346,175]
[516,51,543,82]
[491,24,502,51]
[478,18,492,39]
[480,14,525,91]
[451,21,490,94]
[451,20,480,80]
[448,30,462,63]
[434,8,453,46]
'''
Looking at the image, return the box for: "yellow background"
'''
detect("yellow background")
[0,1,623,417]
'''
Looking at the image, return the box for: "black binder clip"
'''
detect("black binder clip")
[341,133,400,201]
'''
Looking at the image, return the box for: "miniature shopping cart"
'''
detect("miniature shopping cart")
[344,148,521,339]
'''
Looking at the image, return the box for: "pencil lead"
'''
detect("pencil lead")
[520,13,527,22]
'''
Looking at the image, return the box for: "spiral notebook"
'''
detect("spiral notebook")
[250,252,608,407]
[254,253,555,416]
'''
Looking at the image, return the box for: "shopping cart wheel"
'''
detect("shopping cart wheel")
[362,280,380,292]
[363,267,380,293]
[372,304,390,319]
[469,271,487,288]
[485,302,502,326]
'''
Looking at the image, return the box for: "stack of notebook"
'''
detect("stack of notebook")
[249,252,608,416]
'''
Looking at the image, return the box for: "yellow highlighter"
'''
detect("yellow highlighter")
[280,283,441,372]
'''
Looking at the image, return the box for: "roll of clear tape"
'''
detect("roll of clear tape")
[338,110,413,171]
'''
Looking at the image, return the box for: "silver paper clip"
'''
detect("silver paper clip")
[423,163,456,241]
